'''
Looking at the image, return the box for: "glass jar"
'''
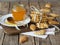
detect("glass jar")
[12,4,26,21]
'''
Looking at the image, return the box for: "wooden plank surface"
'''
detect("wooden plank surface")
[49,33,60,45]
[8,2,20,13]
[0,2,8,45]
[0,2,9,15]
[38,0,46,8]
[41,37,51,45]
[3,34,18,45]
[44,0,60,7]
[0,29,4,45]
[0,0,60,45]
[52,7,60,22]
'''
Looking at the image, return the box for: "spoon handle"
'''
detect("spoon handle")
[52,25,60,32]
[15,26,21,30]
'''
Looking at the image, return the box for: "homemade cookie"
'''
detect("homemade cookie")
[48,20,59,25]
[45,3,51,8]
[49,13,59,17]
[19,36,28,43]
[36,23,48,29]
[34,30,46,35]
[30,24,36,31]
[40,8,51,13]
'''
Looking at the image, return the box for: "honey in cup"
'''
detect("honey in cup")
[12,4,26,21]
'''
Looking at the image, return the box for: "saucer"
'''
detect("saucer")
[0,14,30,27]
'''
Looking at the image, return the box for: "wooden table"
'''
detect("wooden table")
[0,0,60,45]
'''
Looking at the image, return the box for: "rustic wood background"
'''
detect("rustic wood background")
[0,0,60,45]
[0,0,60,14]
[0,0,60,21]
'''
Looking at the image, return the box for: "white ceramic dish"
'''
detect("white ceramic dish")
[0,14,30,27]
